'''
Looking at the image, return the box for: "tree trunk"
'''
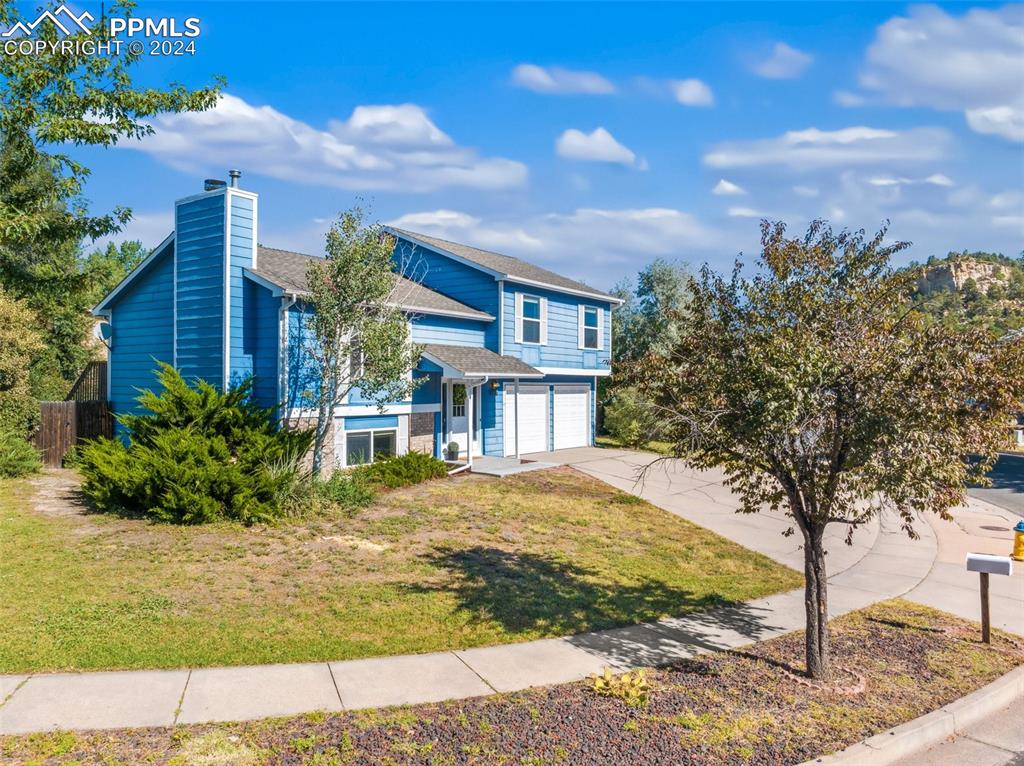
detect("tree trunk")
[310,396,332,478]
[802,526,831,680]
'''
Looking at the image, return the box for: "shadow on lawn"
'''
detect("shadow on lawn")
[420,545,786,668]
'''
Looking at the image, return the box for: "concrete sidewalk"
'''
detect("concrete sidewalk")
[3,447,1019,734]
[890,696,1024,766]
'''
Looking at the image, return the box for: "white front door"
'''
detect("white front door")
[553,385,590,450]
[448,382,469,456]
[504,384,549,455]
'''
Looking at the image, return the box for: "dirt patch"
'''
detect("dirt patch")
[316,535,390,553]
[25,470,90,520]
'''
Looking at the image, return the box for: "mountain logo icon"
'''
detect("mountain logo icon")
[2,4,94,38]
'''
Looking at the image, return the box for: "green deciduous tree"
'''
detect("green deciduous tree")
[630,220,1024,680]
[0,0,221,393]
[0,0,222,244]
[302,207,423,476]
[612,258,693,363]
[0,287,46,433]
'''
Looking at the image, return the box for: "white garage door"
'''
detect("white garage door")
[504,384,549,455]
[553,385,590,450]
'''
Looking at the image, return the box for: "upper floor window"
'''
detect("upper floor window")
[582,307,600,349]
[516,293,546,345]
[579,305,603,350]
[348,343,365,379]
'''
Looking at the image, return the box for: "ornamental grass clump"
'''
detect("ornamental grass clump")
[77,363,313,524]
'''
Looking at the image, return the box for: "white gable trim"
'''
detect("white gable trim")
[383,227,504,278]
[383,226,624,305]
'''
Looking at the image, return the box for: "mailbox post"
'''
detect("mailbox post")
[965,553,1014,643]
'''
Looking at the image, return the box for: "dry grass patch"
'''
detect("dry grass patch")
[0,467,799,672]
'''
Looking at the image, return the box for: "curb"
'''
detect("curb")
[796,664,1024,766]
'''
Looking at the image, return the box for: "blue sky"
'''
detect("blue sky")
[62,1,1024,289]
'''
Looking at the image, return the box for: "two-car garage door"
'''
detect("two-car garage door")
[503,384,590,455]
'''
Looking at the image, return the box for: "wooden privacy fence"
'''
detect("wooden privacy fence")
[32,400,113,468]
[67,361,108,402]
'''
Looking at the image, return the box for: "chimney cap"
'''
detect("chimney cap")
[204,178,226,192]
[228,169,242,187]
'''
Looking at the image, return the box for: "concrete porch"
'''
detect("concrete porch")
[470,447,617,477]
[470,455,556,477]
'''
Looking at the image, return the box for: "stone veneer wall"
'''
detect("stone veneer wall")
[285,415,338,478]
[409,411,435,456]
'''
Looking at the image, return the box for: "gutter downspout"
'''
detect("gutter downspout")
[278,292,298,424]
[514,377,520,459]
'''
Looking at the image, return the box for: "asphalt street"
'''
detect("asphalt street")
[969,453,1024,519]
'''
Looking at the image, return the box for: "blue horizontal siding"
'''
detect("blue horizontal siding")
[393,240,500,348]
[109,245,175,425]
[228,193,255,389]
[242,278,279,408]
[410,314,487,347]
[286,303,320,410]
[412,370,441,405]
[176,192,225,386]
[502,283,612,371]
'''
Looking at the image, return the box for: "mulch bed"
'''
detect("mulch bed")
[3,599,1022,766]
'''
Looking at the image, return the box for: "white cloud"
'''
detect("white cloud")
[867,174,954,188]
[966,105,1024,142]
[833,90,867,108]
[712,179,746,196]
[511,64,615,95]
[555,127,646,169]
[991,190,1024,210]
[793,185,820,198]
[123,93,528,193]
[727,207,762,218]
[670,79,714,107]
[704,126,949,170]
[860,5,1024,141]
[924,174,955,188]
[93,211,173,250]
[387,206,724,286]
[753,42,813,79]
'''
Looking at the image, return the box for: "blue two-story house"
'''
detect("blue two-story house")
[93,175,619,472]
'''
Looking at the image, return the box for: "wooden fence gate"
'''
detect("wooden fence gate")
[32,400,113,468]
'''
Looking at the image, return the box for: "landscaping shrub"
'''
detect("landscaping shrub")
[355,451,449,489]
[604,386,659,449]
[76,364,313,524]
[315,471,375,510]
[0,430,42,478]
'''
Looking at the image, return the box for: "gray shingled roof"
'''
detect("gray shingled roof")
[250,246,494,321]
[387,228,618,302]
[421,344,541,377]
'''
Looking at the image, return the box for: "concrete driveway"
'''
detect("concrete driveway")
[529,446,1024,636]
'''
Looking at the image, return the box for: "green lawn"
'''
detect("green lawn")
[0,467,800,673]
[597,434,676,456]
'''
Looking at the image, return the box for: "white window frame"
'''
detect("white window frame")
[578,305,603,350]
[339,427,398,468]
[515,292,547,345]
[451,382,467,418]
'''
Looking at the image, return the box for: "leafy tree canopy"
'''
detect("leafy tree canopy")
[631,220,1024,679]
[0,0,222,244]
